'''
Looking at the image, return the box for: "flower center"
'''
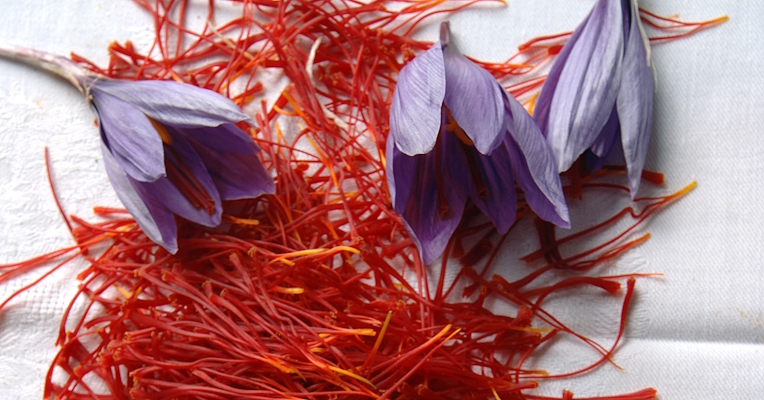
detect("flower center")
[444,108,474,146]
[441,108,489,201]
[150,119,216,215]
[433,135,450,219]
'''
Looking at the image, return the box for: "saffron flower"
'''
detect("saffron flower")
[534,0,654,197]
[0,44,275,253]
[387,23,570,264]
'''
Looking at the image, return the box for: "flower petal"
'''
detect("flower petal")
[589,105,620,158]
[184,130,275,200]
[93,91,165,182]
[585,133,622,174]
[442,120,517,234]
[618,0,654,198]
[385,136,400,210]
[442,46,507,155]
[138,130,223,227]
[181,123,260,155]
[542,0,625,172]
[91,80,252,128]
[100,142,178,253]
[534,8,589,136]
[389,42,446,156]
[392,139,467,265]
[505,93,570,228]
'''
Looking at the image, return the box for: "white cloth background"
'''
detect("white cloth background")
[1,1,762,399]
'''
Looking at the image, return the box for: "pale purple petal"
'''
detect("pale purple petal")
[185,134,275,200]
[505,93,570,228]
[618,0,654,198]
[534,10,589,136]
[91,80,252,128]
[100,142,178,253]
[389,42,446,156]
[543,0,625,172]
[138,129,222,227]
[93,91,165,182]
[442,46,506,155]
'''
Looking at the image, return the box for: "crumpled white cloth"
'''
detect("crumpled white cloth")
[1,1,762,399]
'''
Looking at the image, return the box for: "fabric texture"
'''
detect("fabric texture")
[1,1,762,398]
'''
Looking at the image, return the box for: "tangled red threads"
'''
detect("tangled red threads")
[0,1,725,399]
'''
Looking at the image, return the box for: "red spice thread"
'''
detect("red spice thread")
[0,1,725,399]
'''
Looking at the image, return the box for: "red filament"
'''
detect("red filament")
[0,1,725,399]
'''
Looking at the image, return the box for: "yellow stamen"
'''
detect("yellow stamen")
[327,366,376,389]
[444,107,473,146]
[525,91,540,116]
[149,118,173,145]
[168,70,185,83]
[114,284,132,299]
[272,286,305,295]
[222,215,260,226]
[361,311,392,372]
[271,246,361,265]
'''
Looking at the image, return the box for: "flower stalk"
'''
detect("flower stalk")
[0,43,94,94]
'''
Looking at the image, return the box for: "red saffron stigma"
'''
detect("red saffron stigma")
[0,1,726,399]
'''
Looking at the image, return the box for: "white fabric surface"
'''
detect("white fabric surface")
[1,1,762,399]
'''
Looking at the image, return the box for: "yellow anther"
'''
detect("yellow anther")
[149,118,173,145]
[444,107,473,146]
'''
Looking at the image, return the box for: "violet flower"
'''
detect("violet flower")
[534,0,654,197]
[387,23,570,264]
[0,44,274,253]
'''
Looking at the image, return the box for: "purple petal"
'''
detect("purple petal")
[185,133,275,200]
[100,142,178,253]
[389,138,417,216]
[585,133,622,174]
[137,129,223,227]
[385,135,400,209]
[589,104,620,158]
[181,123,260,155]
[389,42,446,156]
[441,116,516,234]
[93,91,165,182]
[542,0,625,172]
[91,80,252,128]
[442,46,506,155]
[618,0,654,198]
[505,93,570,228]
[534,8,589,136]
[392,137,467,265]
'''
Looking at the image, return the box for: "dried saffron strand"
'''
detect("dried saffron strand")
[16,185,664,400]
[26,190,668,396]
[0,1,721,399]
[639,8,729,42]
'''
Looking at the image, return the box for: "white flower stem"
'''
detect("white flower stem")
[0,43,96,95]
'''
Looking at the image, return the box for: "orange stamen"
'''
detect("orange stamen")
[159,129,216,216]
[444,107,473,146]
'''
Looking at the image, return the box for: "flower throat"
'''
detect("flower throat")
[150,119,216,215]
[434,108,489,219]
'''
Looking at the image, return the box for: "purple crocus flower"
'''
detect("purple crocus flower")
[0,44,275,253]
[387,23,570,265]
[534,0,654,198]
